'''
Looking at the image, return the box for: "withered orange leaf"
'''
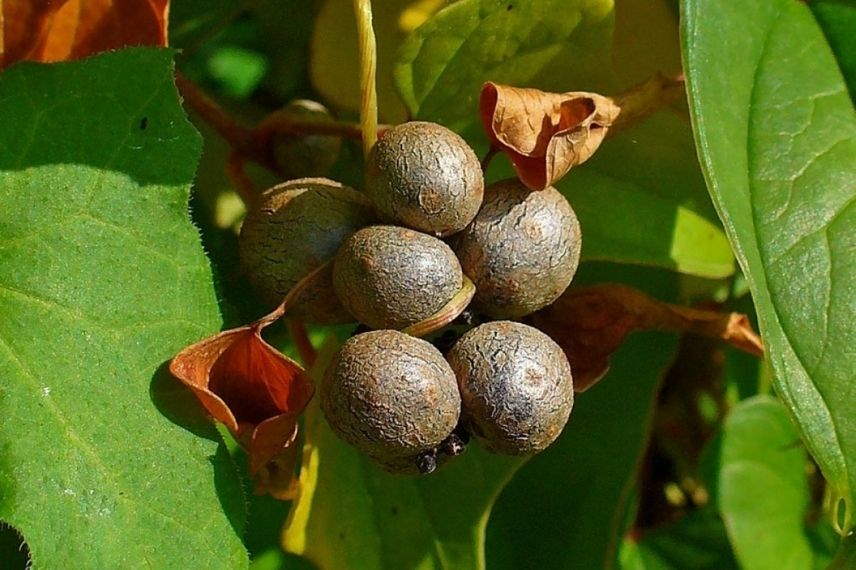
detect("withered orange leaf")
[1,0,169,69]
[169,264,328,499]
[528,284,763,392]
[169,320,313,499]
[480,81,619,191]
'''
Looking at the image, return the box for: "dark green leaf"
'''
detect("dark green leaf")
[619,509,738,570]
[0,49,248,567]
[682,0,856,532]
[811,0,856,101]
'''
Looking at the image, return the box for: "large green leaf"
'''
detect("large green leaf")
[397,0,734,279]
[283,341,523,569]
[395,0,616,132]
[0,49,248,568]
[682,0,856,532]
[554,111,733,278]
[707,396,813,569]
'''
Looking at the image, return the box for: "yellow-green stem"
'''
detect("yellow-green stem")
[353,0,379,158]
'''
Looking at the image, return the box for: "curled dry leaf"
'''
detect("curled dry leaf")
[528,284,764,392]
[169,265,328,499]
[479,81,619,191]
[479,75,685,190]
[1,0,169,69]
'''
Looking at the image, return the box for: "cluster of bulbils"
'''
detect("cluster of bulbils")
[240,121,582,474]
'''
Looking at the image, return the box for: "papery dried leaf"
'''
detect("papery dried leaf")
[480,82,619,190]
[529,284,763,392]
[249,415,301,500]
[1,0,169,69]
[169,324,311,433]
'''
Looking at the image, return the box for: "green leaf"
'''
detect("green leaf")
[619,509,738,570]
[811,0,856,101]
[395,0,616,132]
[283,341,524,569]
[682,0,856,532]
[0,49,248,568]
[487,322,678,568]
[706,396,813,569]
[555,111,734,278]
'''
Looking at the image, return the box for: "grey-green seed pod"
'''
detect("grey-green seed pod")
[333,225,464,329]
[239,178,375,323]
[446,321,574,455]
[453,178,581,319]
[272,100,341,179]
[366,121,483,237]
[321,330,461,473]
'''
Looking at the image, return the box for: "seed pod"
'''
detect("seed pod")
[333,225,463,329]
[239,178,374,323]
[366,121,483,236]
[454,178,581,319]
[446,321,574,455]
[321,330,461,473]
[271,100,341,179]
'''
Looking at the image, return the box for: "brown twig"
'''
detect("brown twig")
[481,146,499,172]
[609,73,686,136]
[175,72,254,151]
[225,151,258,207]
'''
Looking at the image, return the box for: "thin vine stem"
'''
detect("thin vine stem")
[352,0,379,157]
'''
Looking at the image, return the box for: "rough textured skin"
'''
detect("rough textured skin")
[272,100,341,179]
[321,330,461,473]
[446,321,574,455]
[333,225,463,329]
[239,178,375,322]
[454,178,581,319]
[366,121,483,236]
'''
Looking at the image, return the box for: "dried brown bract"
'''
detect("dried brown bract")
[480,82,619,190]
[529,283,764,392]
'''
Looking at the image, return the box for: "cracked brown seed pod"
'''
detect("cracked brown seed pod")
[332,225,464,329]
[446,321,574,455]
[321,330,461,473]
[239,178,375,322]
[453,178,581,319]
[365,121,484,237]
[271,100,341,179]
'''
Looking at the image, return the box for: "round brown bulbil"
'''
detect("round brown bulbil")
[446,321,574,455]
[366,121,483,236]
[271,100,341,179]
[333,225,464,330]
[321,330,461,473]
[239,178,375,323]
[453,178,581,319]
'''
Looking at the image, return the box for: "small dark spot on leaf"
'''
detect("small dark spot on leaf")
[507,4,513,10]
[139,117,148,130]
[391,505,399,515]
[338,531,345,540]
